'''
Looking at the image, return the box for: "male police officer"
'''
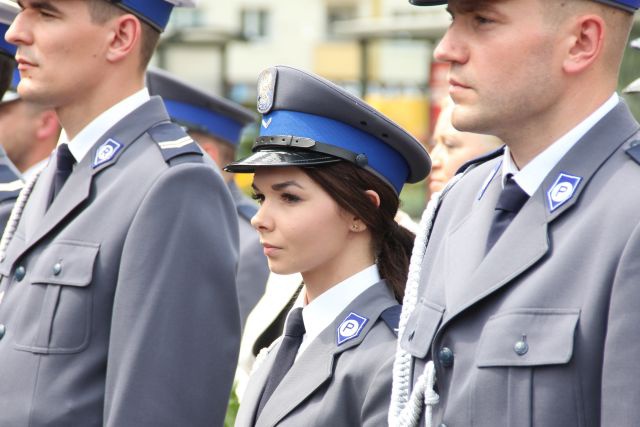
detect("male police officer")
[390,0,640,426]
[146,68,269,327]
[0,0,24,232]
[0,1,240,425]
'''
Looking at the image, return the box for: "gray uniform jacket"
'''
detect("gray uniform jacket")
[237,280,399,427]
[229,181,269,327]
[0,145,23,232]
[400,101,640,426]
[0,97,241,426]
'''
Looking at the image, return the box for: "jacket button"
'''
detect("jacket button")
[0,324,5,340]
[438,347,454,367]
[14,266,26,282]
[52,263,62,276]
[514,340,529,356]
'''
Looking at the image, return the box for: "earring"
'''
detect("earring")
[351,224,359,231]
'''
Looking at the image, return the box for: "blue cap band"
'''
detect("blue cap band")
[261,110,410,193]
[0,23,16,57]
[601,0,640,11]
[164,99,246,145]
[116,1,174,31]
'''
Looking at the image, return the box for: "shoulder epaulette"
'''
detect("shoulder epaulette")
[237,202,258,222]
[149,122,203,165]
[380,305,401,337]
[455,145,506,175]
[0,163,23,202]
[626,140,640,165]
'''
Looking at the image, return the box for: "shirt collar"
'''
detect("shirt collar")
[62,88,151,163]
[289,264,380,357]
[501,92,619,195]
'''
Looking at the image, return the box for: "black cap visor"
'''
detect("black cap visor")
[225,149,342,173]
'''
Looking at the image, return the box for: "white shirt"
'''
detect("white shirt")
[285,264,381,359]
[62,88,151,163]
[501,93,619,195]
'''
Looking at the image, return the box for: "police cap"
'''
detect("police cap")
[146,67,255,146]
[0,0,19,58]
[109,0,196,32]
[225,65,431,195]
[408,0,640,12]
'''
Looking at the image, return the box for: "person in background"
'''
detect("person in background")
[0,0,24,231]
[428,97,502,194]
[227,65,431,427]
[0,71,60,180]
[0,1,240,425]
[391,0,640,426]
[146,67,269,327]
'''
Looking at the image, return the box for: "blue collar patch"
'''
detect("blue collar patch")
[547,172,582,212]
[337,312,369,346]
[93,139,123,169]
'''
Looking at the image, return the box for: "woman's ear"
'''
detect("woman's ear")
[105,14,142,64]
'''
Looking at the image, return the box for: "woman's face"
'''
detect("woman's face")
[251,167,355,277]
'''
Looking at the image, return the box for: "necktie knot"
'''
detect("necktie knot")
[283,307,305,338]
[48,143,76,208]
[495,175,528,213]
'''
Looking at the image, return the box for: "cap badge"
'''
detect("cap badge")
[547,172,582,212]
[257,67,277,114]
[337,312,369,346]
[93,139,123,169]
[261,117,272,129]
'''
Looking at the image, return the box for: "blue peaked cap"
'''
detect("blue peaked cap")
[0,23,15,57]
[225,66,431,195]
[0,0,19,57]
[111,0,196,32]
[146,67,255,146]
[409,0,639,12]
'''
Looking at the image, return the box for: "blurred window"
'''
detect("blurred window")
[327,6,357,38]
[241,9,270,40]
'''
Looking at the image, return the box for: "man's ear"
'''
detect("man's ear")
[105,14,142,64]
[35,110,60,141]
[562,14,605,74]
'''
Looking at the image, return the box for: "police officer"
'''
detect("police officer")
[0,0,24,232]
[227,65,430,427]
[0,1,240,425]
[390,1,640,426]
[146,67,269,327]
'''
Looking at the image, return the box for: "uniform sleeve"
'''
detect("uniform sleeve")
[236,225,270,327]
[361,348,395,427]
[103,162,241,427]
[601,219,640,425]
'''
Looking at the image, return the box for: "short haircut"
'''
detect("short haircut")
[85,0,161,72]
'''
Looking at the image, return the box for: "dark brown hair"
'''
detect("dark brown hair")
[0,55,15,98]
[304,162,414,302]
[86,0,160,72]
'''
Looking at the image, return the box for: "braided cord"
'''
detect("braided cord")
[389,173,463,427]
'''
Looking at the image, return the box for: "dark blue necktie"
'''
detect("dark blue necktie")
[48,143,75,208]
[256,307,305,418]
[486,174,529,253]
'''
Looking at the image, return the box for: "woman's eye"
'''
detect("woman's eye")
[251,193,265,205]
[281,193,301,203]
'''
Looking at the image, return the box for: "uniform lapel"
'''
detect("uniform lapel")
[256,281,397,427]
[13,98,170,261]
[441,100,639,325]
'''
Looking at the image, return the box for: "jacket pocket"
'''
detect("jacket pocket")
[400,298,444,358]
[14,241,99,354]
[472,309,580,427]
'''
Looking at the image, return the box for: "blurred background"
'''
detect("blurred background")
[156,0,640,218]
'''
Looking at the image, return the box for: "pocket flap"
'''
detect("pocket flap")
[30,241,99,287]
[476,309,580,367]
[400,298,444,358]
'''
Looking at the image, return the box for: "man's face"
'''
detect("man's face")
[6,0,110,108]
[0,100,37,168]
[434,0,563,138]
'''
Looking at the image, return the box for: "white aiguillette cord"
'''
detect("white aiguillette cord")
[389,173,463,427]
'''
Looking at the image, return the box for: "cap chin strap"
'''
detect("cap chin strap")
[254,135,369,167]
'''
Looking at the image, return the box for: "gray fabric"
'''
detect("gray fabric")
[0,98,241,426]
[229,182,269,328]
[237,281,398,427]
[400,101,640,426]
